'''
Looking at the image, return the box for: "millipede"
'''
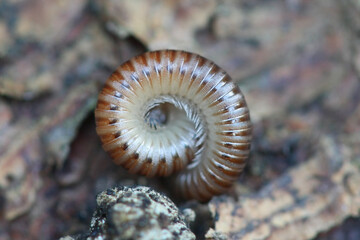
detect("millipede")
[95,50,252,201]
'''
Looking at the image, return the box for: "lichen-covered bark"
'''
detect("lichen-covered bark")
[62,186,195,240]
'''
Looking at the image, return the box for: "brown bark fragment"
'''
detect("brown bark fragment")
[208,137,360,239]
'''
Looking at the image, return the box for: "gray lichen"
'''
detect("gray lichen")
[62,186,195,240]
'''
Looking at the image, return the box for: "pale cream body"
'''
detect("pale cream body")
[95,50,251,201]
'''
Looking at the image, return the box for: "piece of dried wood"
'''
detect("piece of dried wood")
[207,136,360,239]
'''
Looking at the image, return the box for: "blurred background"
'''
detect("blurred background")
[0,0,359,239]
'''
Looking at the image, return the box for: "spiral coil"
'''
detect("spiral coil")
[95,50,252,201]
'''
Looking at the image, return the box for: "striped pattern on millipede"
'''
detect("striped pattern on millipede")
[95,50,252,201]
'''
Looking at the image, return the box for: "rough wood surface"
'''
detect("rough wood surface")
[207,136,360,239]
[0,0,359,239]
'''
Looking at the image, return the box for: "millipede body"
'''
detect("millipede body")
[95,50,252,201]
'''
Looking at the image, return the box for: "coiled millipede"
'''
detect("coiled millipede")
[95,50,252,201]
